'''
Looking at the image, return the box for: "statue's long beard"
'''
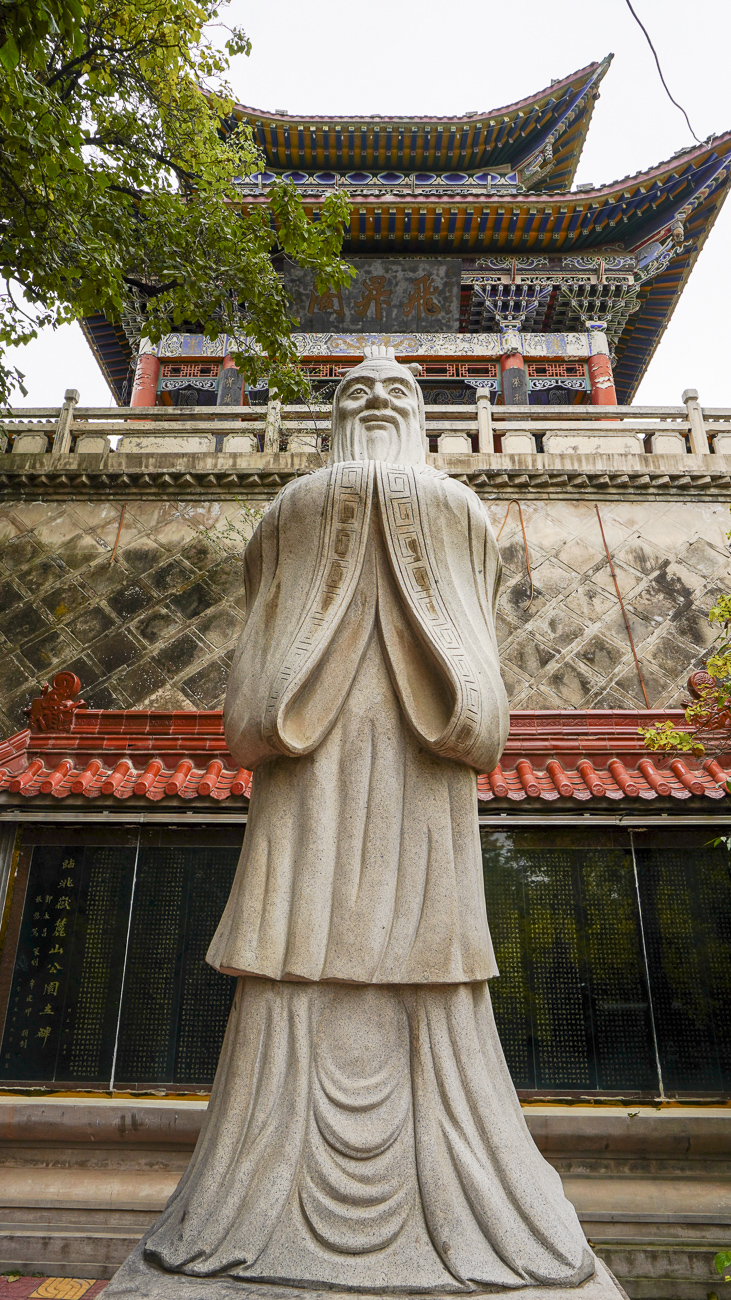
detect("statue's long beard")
[332,418,426,466]
[358,426,402,462]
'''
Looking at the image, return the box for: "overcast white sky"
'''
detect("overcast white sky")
[6,0,731,408]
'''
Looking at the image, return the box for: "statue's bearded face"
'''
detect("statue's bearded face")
[330,361,426,465]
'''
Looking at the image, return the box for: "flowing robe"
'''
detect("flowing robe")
[208,460,510,986]
[106,458,600,1298]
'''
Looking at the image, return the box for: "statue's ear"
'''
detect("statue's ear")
[404,362,423,377]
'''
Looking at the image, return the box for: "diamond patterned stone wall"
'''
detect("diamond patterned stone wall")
[0,494,728,736]
[486,498,730,710]
[0,499,256,735]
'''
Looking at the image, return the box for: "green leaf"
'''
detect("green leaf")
[715,1252,731,1276]
[0,36,20,71]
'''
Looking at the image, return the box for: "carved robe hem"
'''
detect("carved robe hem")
[109,977,594,1296]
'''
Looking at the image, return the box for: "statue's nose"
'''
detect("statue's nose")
[364,383,390,409]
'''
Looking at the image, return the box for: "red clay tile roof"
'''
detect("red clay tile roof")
[0,675,728,808]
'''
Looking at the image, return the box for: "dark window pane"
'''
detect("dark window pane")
[113,849,187,1082]
[481,829,657,1094]
[634,831,731,1092]
[175,850,240,1084]
[481,832,532,1086]
[580,845,655,1090]
[526,843,589,1089]
[114,846,238,1086]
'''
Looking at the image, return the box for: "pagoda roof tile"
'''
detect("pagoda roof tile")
[81,95,731,403]
[232,56,607,128]
[1,677,727,812]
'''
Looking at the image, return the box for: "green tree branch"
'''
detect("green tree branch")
[0,0,353,405]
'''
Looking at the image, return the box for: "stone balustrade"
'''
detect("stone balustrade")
[2,387,731,459]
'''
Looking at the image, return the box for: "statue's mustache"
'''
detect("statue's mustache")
[355,410,401,428]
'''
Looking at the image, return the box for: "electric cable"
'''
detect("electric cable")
[622,0,702,144]
[496,500,533,610]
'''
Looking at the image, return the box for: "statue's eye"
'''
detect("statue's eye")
[347,386,368,397]
[389,386,406,396]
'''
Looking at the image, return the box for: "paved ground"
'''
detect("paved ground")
[0,1281,108,1300]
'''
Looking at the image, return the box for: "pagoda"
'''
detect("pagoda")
[82,57,731,409]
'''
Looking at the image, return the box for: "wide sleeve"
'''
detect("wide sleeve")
[223,495,287,769]
[375,466,509,775]
[223,463,376,769]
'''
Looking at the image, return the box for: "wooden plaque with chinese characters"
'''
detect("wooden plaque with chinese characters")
[284,258,462,334]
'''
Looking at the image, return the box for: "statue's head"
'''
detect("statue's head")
[330,351,426,466]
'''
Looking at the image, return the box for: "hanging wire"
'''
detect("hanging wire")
[622,0,702,144]
[110,503,126,565]
[496,500,533,610]
[595,505,650,708]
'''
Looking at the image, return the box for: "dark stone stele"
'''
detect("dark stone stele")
[217,368,244,406]
[503,366,529,405]
[284,257,462,334]
[0,840,239,1088]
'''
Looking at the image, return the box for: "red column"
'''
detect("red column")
[131,353,160,407]
[500,351,528,405]
[588,353,617,406]
[222,353,236,370]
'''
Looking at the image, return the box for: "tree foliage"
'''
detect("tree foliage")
[640,512,731,767]
[0,0,352,403]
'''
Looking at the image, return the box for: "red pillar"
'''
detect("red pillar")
[222,353,236,370]
[500,351,528,405]
[131,353,160,407]
[588,353,617,406]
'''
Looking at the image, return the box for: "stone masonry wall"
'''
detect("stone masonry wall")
[0,490,728,737]
[486,496,730,711]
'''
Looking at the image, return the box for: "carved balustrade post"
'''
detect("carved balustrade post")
[51,388,80,457]
[476,390,494,452]
[682,387,708,455]
[264,399,282,452]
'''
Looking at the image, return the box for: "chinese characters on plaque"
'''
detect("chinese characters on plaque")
[284,258,462,334]
[0,843,239,1087]
[0,846,135,1083]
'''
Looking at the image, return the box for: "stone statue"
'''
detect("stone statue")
[107,351,623,1300]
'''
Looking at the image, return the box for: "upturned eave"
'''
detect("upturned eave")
[230,57,612,190]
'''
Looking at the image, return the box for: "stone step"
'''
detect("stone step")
[0,1225,142,1279]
